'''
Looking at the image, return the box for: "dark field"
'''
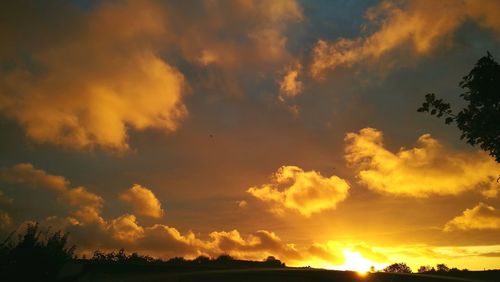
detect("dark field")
[68,266,500,282]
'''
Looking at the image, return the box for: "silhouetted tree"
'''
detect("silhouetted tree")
[418,52,500,163]
[215,254,234,263]
[127,252,154,263]
[105,250,117,261]
[263,256,285,267]
[91,249,107,262]
[383,262,412,273]
[418,265,433,273]
[193,255,211,264]
[436,263,450,272]
[0,223,75,281]
[116,248,127,262]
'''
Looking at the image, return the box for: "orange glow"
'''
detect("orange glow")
[337,250,386,273]
[356,270,369,277]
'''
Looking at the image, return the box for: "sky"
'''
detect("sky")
[0,0,499,272]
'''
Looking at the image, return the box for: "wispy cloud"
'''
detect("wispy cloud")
[310,0,500,78]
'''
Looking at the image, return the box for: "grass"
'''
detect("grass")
[71,266,500,282]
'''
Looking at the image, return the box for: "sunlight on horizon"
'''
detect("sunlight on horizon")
[301,249,388,273]
[336,250,387,273]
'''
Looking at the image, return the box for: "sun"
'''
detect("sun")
[300,248,387,273]
[337,249,385,273]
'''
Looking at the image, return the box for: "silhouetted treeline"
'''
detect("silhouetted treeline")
[85,248,286,268]
[86,249,284,268]
[382,262,470,274]
[417,263,468,273]
[0,223,284,281]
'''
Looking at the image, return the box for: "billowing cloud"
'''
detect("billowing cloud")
[0,1,187,151]
[345,128,500,197]
[206,229,301,261]
[7,164,485,270]
[0,163,103,221]
[61,214,388,268]
[0,162,304,264]
[108,214,145,242]
[119,184,164,218]
[310,0,500,78]
[247,166,350,216]
[39,212,304,263]
[0,1,305,151]
[444,203,500,231]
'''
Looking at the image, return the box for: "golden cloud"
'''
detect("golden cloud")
[279,63,303,101]
[0,163,104,221]
[310,0,500,78]
[0,163,68,192]
[345,128,500,197]
[119,184,164,219]
[444,203,500,231]
[0,163,305,263]
[108,214,146,242]
[5,163,482,269]
[0,1,305,150]
[0,1,187,151]
[247,166,350,216]
[206,229,301,261]
[52,214,305,263]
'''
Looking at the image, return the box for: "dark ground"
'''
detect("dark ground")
[58,264,500,282]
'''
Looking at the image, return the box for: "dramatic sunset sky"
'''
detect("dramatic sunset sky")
[1,0,499,272]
